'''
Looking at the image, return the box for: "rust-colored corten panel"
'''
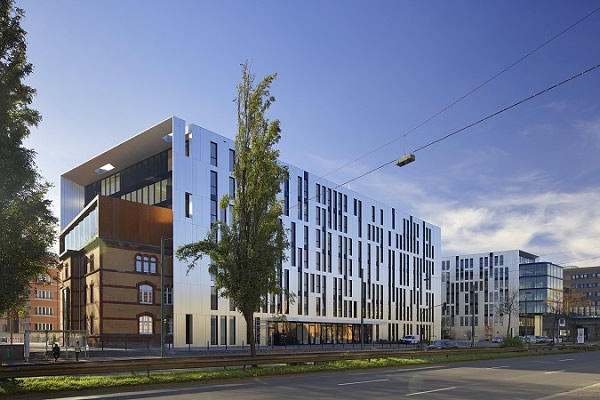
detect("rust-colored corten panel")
[98,196,172,246]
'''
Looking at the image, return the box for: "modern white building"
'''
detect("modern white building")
[60,116,441,347]
[440,250,538,341]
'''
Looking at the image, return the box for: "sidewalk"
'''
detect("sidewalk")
[20,342,421,364]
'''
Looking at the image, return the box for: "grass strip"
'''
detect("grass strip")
[0,348,588,397]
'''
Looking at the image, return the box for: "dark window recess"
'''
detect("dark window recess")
[185,314,193,344]
[291,222,296,266]
[211,286,218,310]
[185,192,192,218]
[229,177,235,199]
[284,179,290,216]
[229,149,235,172]
[85,149,172,206]
[210,171,218,226]
[210,141,218,166]
[297,176,302,220]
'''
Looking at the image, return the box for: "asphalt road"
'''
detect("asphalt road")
[48,350,600,400]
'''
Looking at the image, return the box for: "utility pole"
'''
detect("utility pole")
[471,282,475,348]
[360,268,364,350]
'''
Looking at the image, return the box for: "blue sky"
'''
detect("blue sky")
[20,0,600,266]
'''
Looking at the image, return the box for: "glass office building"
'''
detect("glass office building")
[519,261,563,336]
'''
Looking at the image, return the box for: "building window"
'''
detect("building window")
[229,149,235,171]
[35,290,53,299]
[90,283,94,303]
[211,316,218,345]
[185,192,192,218]
[136,255,157,273]
[164,286,172,305]
[228,177,236,200]
[210,141,218,166]
[140,284,153,304]
[89,314,94,334]
[211,286,218,310]
[139,315,153,335]
[185,314,193,344]
[210,171,218,226]
[35,307,53,316]
[229,316,236,345]
[220,316,227,345]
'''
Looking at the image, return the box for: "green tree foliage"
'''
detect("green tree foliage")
[177,62,288,357]
[0,0,57,315]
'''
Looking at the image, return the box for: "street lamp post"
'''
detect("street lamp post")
[360,268,364,350]
[471,283,475,348]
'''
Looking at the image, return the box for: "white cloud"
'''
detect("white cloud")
[421,189,600,267]
[302,152,600,268]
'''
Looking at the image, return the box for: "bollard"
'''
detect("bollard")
[207,341,210,351]
[242,340,245,350]
[101,341,104,351]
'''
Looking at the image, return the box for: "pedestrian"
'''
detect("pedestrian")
[52,343,60,362]
[75,340,82,362]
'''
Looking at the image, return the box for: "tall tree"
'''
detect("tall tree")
[177,62,288,357]
[495,290,519,337]
[545,289,586,341]
[0,0,57,315]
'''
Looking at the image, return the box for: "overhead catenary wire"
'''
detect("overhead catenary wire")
[286,63,600,212]
[559,255,600,266]
[337,62,600,189]
[315,5,600,182]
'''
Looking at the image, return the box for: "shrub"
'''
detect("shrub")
[500,336,524,347]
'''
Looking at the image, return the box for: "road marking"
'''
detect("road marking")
[406,386,457,396]
[544,370,566,374]
[338,378,389,386]
[535,383,600,400]
[486,365,509,369]
[52,383,252,399]
[558,358,574,361]
[395,366,447,372]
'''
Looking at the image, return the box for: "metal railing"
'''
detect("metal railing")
[1,343,594,379]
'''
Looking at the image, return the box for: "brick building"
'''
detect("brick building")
[58,195,173,346]
[27,267,60,332]
[1,268,59,342]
